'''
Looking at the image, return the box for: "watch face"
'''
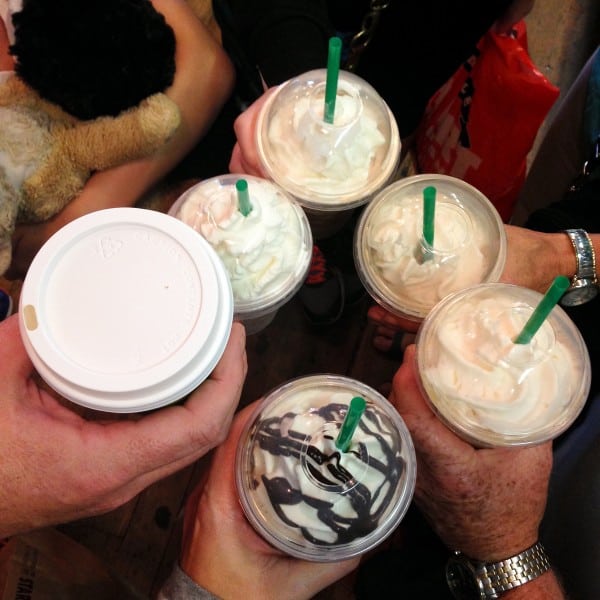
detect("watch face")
[446,557,485,600]
[561,284,598,307]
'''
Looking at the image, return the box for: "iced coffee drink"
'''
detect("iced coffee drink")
[256,69,401,238]
[170,175,312,334]
[354,174,507,323]
[236,374,416,561]
[416,283,591,447]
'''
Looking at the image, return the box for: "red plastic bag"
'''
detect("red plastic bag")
[415,21,559,222]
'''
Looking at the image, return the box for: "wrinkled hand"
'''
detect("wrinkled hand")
[501,225,573,293]
[0,316,247,538]
[180,402,359,600]
[493,0,535,33]
[229,89,278,177]
[389,345,552,561]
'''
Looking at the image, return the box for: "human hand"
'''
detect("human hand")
[500,224,575,294]
[180,402,359,600]
[493,0,535,33]
[229,89,277,177]
[388,344,552,562]
[367,304,420,354]
[0,316,247,538]
[366,224,574,352]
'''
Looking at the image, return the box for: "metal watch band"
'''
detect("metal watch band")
[564,228,597,282]
[477,542,551,597]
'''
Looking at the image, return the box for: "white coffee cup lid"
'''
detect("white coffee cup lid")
[19,208,233,413]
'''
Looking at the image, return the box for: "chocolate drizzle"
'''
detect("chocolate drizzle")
[253,402,405,546]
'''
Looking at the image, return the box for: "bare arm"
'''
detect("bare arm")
[390,344,565,599]
[501,225,599,293]
[9,0,234,279]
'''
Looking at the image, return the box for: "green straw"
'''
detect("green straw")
[513,276,570,344]
[335,396,366,453]
[423,186,436,247]
[236,179,252,217]
[324,37,342,124]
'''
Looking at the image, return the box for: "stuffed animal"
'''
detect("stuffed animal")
[0,0,182,276]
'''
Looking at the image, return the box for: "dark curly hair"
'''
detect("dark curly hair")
[10,0,176,120]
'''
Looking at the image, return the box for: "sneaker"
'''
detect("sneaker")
[298,245,345,325]
[0,289,13,322]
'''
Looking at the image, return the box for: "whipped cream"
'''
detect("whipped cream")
[264,82,389,201]
[365,192,495,319]
[420,290,581,443]
[174,178,310,311]
[247,387,407,548]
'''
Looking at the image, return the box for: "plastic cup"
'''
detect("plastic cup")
[415,283,591,448]
[256,69,401,239]
[354,174,507,324]
[236,374,416,561]
[19,207,233,413]
[169,174,312,335]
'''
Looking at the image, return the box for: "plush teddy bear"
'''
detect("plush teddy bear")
[0,0,183,276]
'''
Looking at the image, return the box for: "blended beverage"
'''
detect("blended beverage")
[236,374,416,561]
[170,175,312,334]
[19,208,233,413]
[354,174,506,323]
[256,69,400,238]
[416,283,591,447]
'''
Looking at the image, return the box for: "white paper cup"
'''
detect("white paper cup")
[19,207,233,413]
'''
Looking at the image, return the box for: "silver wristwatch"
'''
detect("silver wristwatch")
[561,229,598,306]
[446,542,551,599]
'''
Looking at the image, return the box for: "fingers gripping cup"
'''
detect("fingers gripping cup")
[236,374,416,561]
[415,283,591,447]
[18,208,234,413]
[354,174,507,323]
[169,175,313,335]
[256,69,401,239]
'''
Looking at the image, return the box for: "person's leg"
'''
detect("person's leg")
[511,47,599,225]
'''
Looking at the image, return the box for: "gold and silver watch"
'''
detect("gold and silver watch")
[561,228,598,306]
[445,542,551,599]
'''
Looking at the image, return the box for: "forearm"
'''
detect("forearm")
[549,230,599,281]
[501,226,599,292]
[504,569,565,599]
[48,0,234,232]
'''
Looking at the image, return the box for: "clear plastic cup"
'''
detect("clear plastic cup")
[236,374,416,561]
[256,69,401,239]
[19,207,233,413]
[354,174,507,324]
[415,283,591,447]
[169,175,312,335]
